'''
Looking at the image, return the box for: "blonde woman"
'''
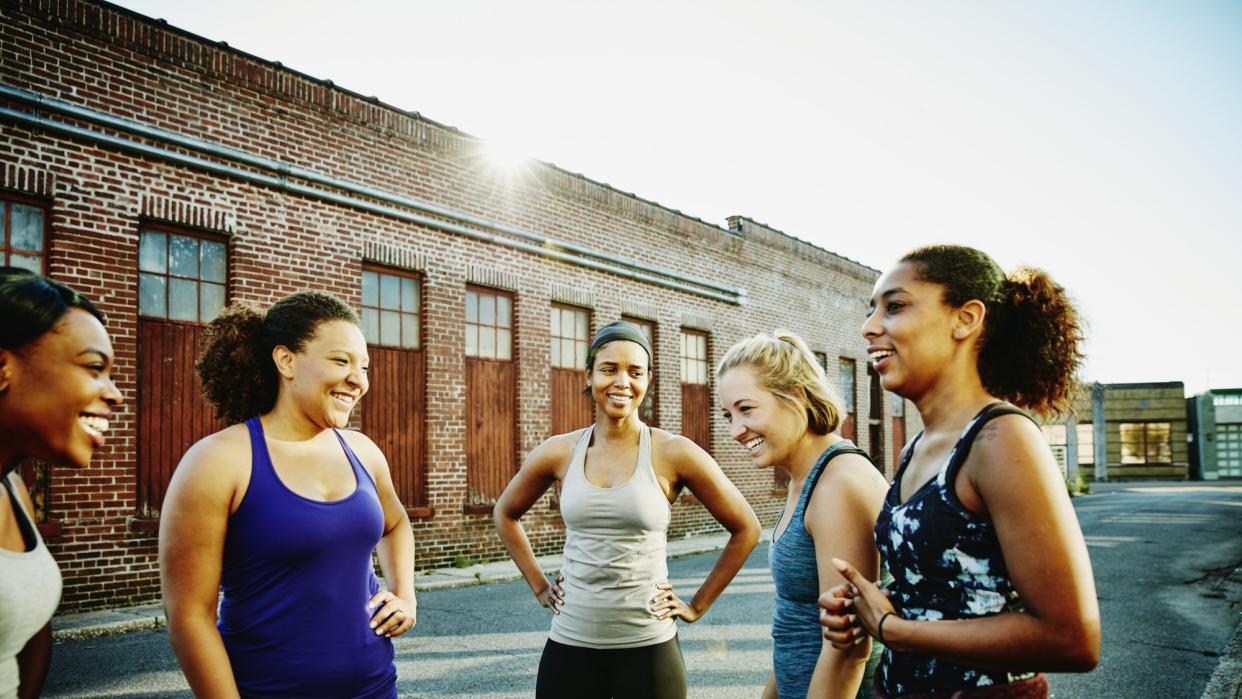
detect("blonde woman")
[717,331,888,699]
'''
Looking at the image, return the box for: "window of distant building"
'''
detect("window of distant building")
[1119,422,1172,464]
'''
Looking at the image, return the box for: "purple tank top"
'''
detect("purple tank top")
[217,417,396,699]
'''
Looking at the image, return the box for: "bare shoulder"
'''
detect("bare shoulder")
[524,429,583,473]
[968,412,1060,489]
[650,427,706,462]
[809,452,888,514]
[169,423,250,494]
[971,413,1048,463]
[338,428,384,461]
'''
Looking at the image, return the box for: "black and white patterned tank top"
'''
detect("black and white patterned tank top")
[874,402,1038,695]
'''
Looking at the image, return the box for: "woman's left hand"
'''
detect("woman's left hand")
[650,582,701,622]
[369,589,417,638]
[826,557,895,640]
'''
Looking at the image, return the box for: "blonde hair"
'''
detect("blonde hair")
[717,330,842,435]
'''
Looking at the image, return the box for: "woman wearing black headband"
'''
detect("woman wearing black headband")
[495,320,760,699]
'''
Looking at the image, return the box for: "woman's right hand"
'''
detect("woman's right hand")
[818,581,863,650]
[536,573,566,614]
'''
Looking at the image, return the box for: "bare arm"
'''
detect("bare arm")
[494,434,575,609]
[158,430,245,699]
[804,456,887,699]
[652,435,760,622]
[15,623,51,699]
[346,432,416,638]
[830,416,1100,672]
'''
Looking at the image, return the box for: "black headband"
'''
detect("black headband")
[588,320,652,364]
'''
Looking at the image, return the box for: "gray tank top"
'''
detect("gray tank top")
[0,472,63,699]
[549,425,677,649]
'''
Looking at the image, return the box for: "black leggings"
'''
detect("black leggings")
[535,635,687,699]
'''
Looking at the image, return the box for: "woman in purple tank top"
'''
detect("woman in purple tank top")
[159,292,417,699]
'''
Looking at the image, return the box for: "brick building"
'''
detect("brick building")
[0,0,917,612]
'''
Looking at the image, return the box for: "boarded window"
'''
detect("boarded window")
[622,316,658,427]
[680,330,711,453]
[839,358,857,441]
[136,226,229,516]
[359,266,426,511]
[550,305,592,436]
[1076,424,1095,466]
[1120,422,1172,464]
[2,195,47,273]
[867,365,884,470]
[465,287,516,507]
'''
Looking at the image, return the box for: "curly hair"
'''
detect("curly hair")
[901,245,1085,417]
[0,266,104,351]
[197,292,359,424]
[717,330,843,435]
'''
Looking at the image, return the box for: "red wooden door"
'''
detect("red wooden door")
[362,346,426,508]
[681,383,711,453]
[137,319,225,516]
[465,357,516,505]
[551,368,593,436]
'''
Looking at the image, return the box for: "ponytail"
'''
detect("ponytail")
[901,245,1084,416]
[197,292,359,424]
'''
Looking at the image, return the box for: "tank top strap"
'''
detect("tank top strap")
[332,429,380,493]
[805,440,871,502]
[3,472,39,551]
[936,402,1037,498]
[636,425,658,485]
[564,426,594,485]
[243,416,280,489]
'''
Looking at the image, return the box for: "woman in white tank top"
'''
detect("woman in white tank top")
[0,268,123,699]
[495,320,760,699]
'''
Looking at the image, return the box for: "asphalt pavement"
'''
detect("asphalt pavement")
[43,481,1242,698]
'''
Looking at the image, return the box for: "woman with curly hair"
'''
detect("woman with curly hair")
[159,292,415,699]
[820,245,1100,698]
[0,267,122,699]
[717,330,888,699]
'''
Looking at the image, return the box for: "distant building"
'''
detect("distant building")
[1041,382,1188,481]
[1188,388,1242,480]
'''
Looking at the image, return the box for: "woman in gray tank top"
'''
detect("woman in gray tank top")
[0,268,123,699]
[495,321,760,699]
[718,331,888,699]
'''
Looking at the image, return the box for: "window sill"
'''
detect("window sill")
[36,519,62,538]
[128,517,160,533]
[406,506,435,520]
[462,503,494,516]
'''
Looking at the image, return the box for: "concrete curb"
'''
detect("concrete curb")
[52,530,763,642]
[1201,612,1242,699]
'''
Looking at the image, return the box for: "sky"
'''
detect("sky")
[113,0,1242,395]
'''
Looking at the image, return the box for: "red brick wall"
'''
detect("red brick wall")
[0,0,920,612]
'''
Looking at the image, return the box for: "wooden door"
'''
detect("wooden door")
[362,346,426,508]
[137,319,224,516]
[465,358,516,504]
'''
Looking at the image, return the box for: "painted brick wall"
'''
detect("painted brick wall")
[0,0,920,612]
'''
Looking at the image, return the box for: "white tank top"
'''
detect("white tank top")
[549,425,676,649]
[0,472,63,699]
